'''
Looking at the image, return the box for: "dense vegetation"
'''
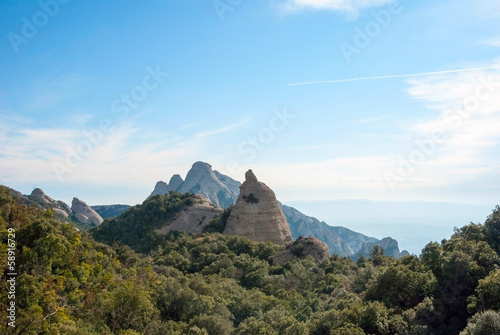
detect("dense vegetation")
[1,186,499,334]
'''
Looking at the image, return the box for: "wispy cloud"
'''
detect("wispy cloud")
[481,37,500,47]
[289,66,500,86]
[27,74,87,111]
[401,62,500,187]
[257,61,500,203]
[281,0,395,15]
[194,120,248,138]
[0,116,204,185]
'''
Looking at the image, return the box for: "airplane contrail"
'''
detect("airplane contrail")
[288,66,500,86]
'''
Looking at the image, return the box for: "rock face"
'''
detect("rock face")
[149,174,185,198]
[71,198,104,226]
[159,194,223,234]
[223,170,292,245]
[357,237,410,258]
[168,174,184,191]
[31,188,56,205]
[150,181,170,197]
[149,162,240,207]
[274,236,330,264]
[178,162,238,207]
[28,188,72,218]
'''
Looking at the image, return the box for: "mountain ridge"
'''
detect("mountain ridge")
[146,161,409,258]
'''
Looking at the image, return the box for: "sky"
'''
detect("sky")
[1,1,500,250]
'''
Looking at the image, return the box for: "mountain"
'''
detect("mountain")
[23,188,73,218]
[285,199,496,255]
[356,237,410,259]
[9,187,103,226]
[72,198,104,226]
[93,192,223,252]
[281,204,378,256]
[223,170,292,245]
[150,161,240,207]
[92,204,131,219]
[147,161,408,258]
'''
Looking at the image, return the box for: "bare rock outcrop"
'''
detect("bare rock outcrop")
[160,194,223,234]
[358,237,410,259]
[149,162,238,207]
[223,170,292,245]
[273,236,330,264]
[150,181,170,197]
[71,198,104,226]
[168,174,184,191]
[178,162,238,207]
[30,188,72,218]
[150,174,185,198]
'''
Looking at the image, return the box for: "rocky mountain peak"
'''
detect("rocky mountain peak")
[147,162,239,207]
[72,198,104,226]
[168,174,184,190]
[30,188,56,204]
[191,161,213,172]
[151,181,169,197]
[223,170,292,245]
[178,162,236,207]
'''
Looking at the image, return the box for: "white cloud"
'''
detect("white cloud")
[0,116,204,186]
[482,38,500,47]
[281,0,395,15]
[400,62,500,189]
[217,63,500,204]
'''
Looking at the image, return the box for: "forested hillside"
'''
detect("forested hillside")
[1,186,499,334]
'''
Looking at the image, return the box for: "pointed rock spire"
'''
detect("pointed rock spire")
[223,170,292,245]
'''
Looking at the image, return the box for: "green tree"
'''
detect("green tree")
[460,310,500,335]
[365,264,436,309]
[470,269,500,312]
[484,205,500,254]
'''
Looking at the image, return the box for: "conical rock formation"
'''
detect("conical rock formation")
[223,170,291,245]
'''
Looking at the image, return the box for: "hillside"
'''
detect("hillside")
[2,185,499,334]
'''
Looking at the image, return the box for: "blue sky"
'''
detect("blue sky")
[1,0,499,219]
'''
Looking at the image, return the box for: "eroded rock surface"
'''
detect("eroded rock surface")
[223,170,291,245]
